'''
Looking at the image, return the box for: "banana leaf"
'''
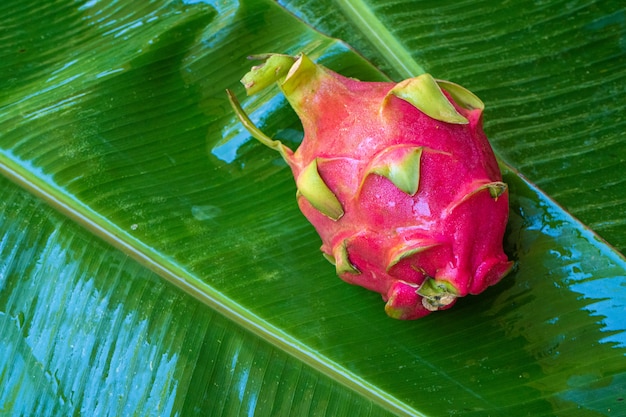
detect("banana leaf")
[1,0,625,416]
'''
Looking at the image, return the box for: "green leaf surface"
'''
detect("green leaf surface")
[0,176,391,416]
[1,0,625,416]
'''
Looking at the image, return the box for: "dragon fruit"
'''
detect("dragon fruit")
[227,53,513,320]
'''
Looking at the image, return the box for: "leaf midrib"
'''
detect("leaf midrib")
[333,0,426,78]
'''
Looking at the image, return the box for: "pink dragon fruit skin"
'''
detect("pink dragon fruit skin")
[227,53,513,320]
